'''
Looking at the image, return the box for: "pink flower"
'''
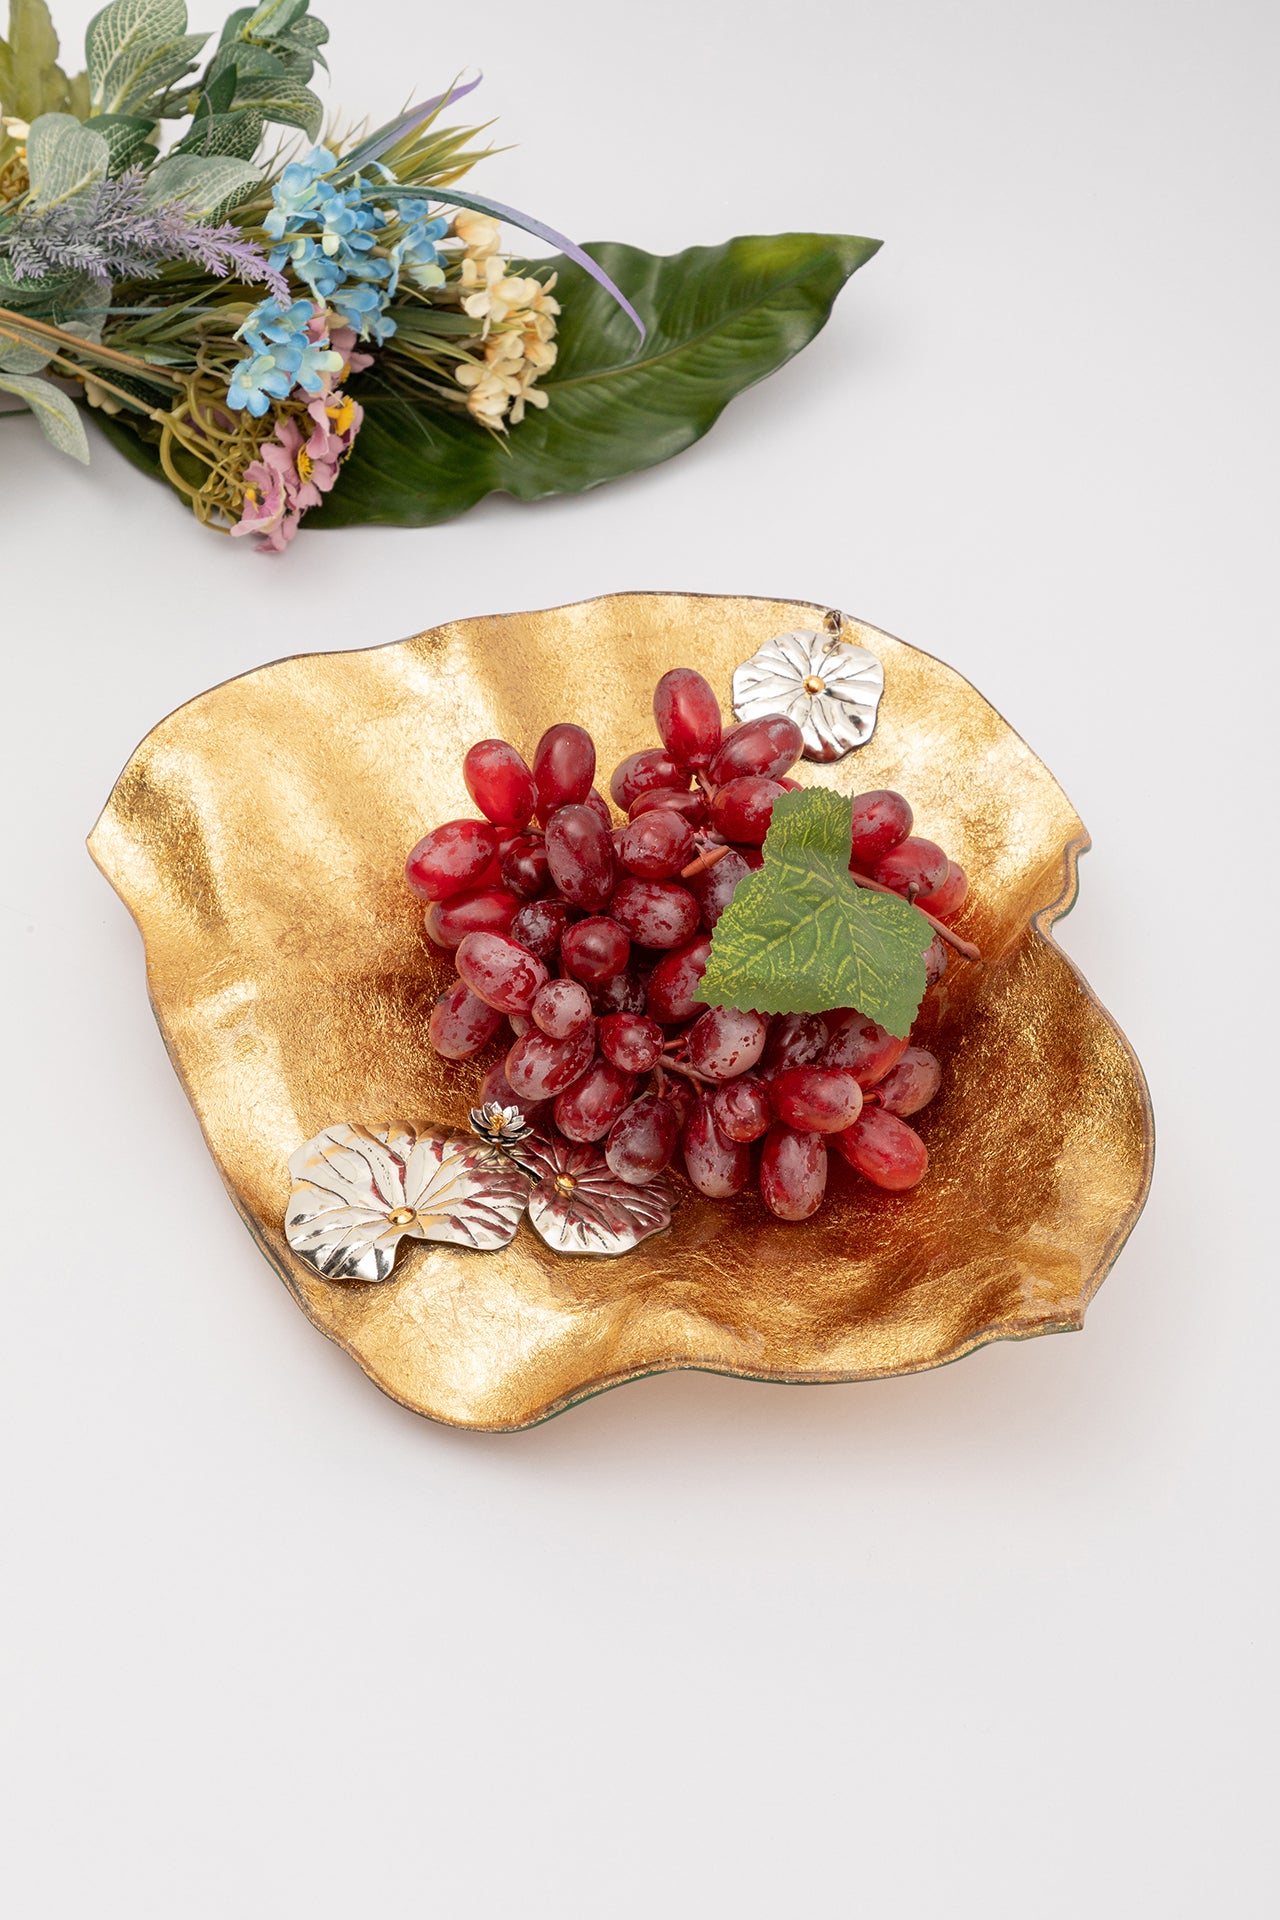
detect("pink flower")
[231,389,365,551]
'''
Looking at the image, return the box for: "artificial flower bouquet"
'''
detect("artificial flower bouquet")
[0,0,879,547]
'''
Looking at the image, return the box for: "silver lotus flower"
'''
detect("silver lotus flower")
[285,1122,530,1282]
[469,1102,535,1150]
[732,626,885,762]
[517,1132,675,1256]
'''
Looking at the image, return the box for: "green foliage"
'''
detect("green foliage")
[699,790,934,1037]
[0,363,89,457]
[24,110,108,206]
[310,232,880,526]
[0,0,87,120]
[143,147,258,215]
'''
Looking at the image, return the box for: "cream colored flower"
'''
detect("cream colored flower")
[1,116,30,141]
[452,209,502,259]
[83,377,123,415]
[455,359,521,429]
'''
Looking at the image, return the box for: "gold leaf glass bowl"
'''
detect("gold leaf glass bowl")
[88,594,1153,1430]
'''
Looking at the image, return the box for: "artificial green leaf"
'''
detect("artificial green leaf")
[105,29,207,113]
[24,110,109,207]
[86,0,185,110]
[144,148,259,215]
[241,0,308,37]
[311,232,880,527]
[0,331,53,373]
[84,109,158,170]
[0,367,89,459]
[699,790,934,1036]
[0,0,86,120]
[172,101,262,159]
[229,69,320,135]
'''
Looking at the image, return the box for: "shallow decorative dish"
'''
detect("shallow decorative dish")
[88,593,1153,1429]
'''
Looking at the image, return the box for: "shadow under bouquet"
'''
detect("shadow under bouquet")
[0,0,879,547]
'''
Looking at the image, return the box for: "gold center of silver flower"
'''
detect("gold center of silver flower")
[554,1174,577,1195]
[386,1207,416,1227]
[804,674,826,695]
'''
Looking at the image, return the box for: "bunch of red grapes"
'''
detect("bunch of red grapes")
[407,668,970,1222]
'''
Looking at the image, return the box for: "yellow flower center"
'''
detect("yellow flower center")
[327,396,355,434]
[244,485,261,508]
[554,1174,577,1195]
[386,1207,416,1227]
[804,674,826,695]
[296,448,314,482]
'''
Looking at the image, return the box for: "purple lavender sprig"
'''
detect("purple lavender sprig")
[2,171,289,302]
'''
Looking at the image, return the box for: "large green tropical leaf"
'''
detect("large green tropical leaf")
[315,232,880,527]
[97,232,880,529]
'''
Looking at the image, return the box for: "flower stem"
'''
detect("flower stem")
[0,307,183,384]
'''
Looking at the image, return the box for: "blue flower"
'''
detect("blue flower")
[327,279,395,343]
[238,296,318,358]
[227,351,296,417]
[263,148,337,241]
[292,339,345,392]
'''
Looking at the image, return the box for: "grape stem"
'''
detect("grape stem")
[850,871,982,962]
[680,843,732,879]
[659,1056,717,1087]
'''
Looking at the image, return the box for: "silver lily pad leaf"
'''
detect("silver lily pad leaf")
[285,1122,529,1282]
[518,1132,675,1257]
[732,626,885,762]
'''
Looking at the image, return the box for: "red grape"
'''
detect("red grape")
[688,847,750,930]
[428,979,505,1059]
[617,810,696,879]
[598,1011,664,1072]
[848,790,912,870]
[646,933,712,1023]
[711,1073,772,1143]
[531,977,593,1040]
[425,886,519,947]
[686,1006,769,1079]
[477,1058,549,1123]
[463,739,537,828]
[505,1023,596,1100]
[821,1011,909,1086]
[629,788,708,827]
[584,788,614,828]
[870,836,948,901]
[455,931,548,1014]
[922,934,948,989]
[499,833,550,899]
[554,1059,637,1142]
[544,803,615,908]
[659,1073,697,1131]
[509,897,570,963]
[682,1094,752,1197]
[709,714,803,784]
[760,1125,828,1220]
[593,969,648,1015]
[763,1012,829,1071]
[609,877,701,949]
[833,1109,928,1190]
[560,915,630,984]
[923,861,968,920]
[710,775,785,846]
[605,1094,679,1184]
[768,1065,863,1132]
[533,723,596,818]
[875,1047,941,1116]
[608,747,689,811]
[406,818,499,901]
[653,667,723,767]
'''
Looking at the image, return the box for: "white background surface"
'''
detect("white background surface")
[3,2,1276,1913]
